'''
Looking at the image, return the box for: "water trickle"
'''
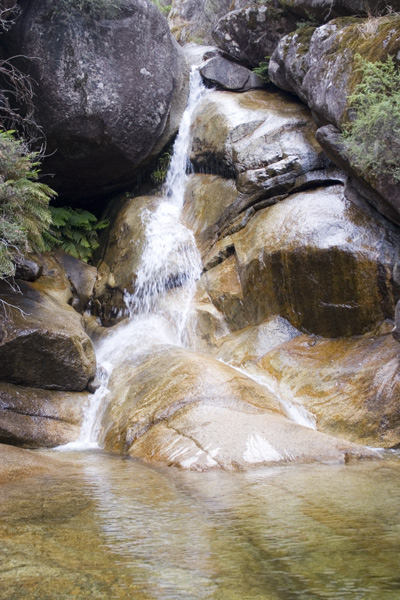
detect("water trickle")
[57,69,208,451]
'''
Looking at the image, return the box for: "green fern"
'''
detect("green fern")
[0,130,56,278]
[45,206,108,262]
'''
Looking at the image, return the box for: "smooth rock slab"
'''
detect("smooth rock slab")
[260,332,400,448]
[101,345,373,470]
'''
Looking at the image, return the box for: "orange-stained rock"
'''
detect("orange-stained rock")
[260,332,400,448]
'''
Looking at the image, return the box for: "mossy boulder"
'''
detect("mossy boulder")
[279,0,400,22]
[269,16,400,129]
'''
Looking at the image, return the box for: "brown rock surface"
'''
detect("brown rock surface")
[260,332,400,448]
[101,345,373,470]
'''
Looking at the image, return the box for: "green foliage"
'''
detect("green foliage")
[0,130,55,278]
[150,0,171,16]
[44,206,109,262]
[150,152,171,185]
[253,57,271,83]
[296,10,319,30]
[341,54,400,182]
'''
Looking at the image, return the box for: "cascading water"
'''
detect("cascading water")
[57,69,208,451]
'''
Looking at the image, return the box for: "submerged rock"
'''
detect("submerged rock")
[4,0,189,203]
[0,443,62,483]
[260,332,400,448]
[0,382,86,448]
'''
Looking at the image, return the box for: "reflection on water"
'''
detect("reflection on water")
[0,452,399,599]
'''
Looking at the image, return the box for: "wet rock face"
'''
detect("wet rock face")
[232,185,399,337]
[0,255,96,391]
[260,333,400,448]
[212,5,298,68]
[93,195,162,326]
[101,345,372,470]
[189,88,332,206]
[184,87,399,338]
[4,0,188,203]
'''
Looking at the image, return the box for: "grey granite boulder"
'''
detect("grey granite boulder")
[3,0,189,203]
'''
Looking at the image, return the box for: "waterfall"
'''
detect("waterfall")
[56,69,207,451]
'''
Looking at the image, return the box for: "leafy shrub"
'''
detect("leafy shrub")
[44,206,109,262]
[0,130,55,278]
[150,0,171,17]
[253,57,271,83]
[341,54,400,182]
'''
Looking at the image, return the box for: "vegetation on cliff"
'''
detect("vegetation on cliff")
[341,54,400,182]
[0,131,55,278]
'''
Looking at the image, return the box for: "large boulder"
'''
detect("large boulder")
[260,332,400,448]
[0,255,96,390]
[231,185,399,337]
[3,0,189,203]
[191,183,399,338]
[212,4,298,68]
[199,56,265,91]
[101,344,373,469]
[0,382,86,448]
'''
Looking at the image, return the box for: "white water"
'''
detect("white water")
[57,69,208,451]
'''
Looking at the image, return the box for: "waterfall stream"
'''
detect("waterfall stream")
[57,69,208,451]
[58,67,315,453]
